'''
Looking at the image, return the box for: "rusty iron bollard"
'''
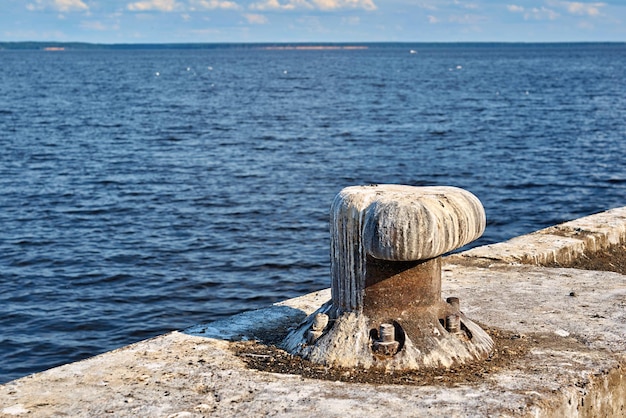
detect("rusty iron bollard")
[282,185,494,370]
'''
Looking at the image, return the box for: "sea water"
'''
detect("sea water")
[1,43,625,383]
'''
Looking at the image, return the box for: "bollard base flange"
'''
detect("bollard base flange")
[281,298,494,371]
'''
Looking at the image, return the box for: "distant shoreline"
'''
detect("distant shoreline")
[261,45,368,50]
[1,41,625,51]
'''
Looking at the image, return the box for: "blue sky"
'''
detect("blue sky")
[2,0,625,43]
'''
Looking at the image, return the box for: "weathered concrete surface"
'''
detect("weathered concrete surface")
[450,206,626,267]
[1,208,626,417]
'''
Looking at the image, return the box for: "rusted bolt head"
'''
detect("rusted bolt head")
[446,314,461,334]
[379,323,395,343]
[447,297,461,312]
[373,323,400,356]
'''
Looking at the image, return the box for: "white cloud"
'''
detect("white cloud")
[127,0,181,12]
[454,0,477,10]
[561,1,605,16]
[80,20,120,30]
[244,13,268,23]
[508,3,565,20]
[312,0,376,11]
[507,5,524,13]
[508,2,606,20]
[249,0,375,11]
[26,0,89,12]
[448,13,487,24]
[57,0,88,11]
[507,4,560,20]
[191,0,241,10]
[311,0,336,9]
[250,0,308,10]
[428,15,439,23]
[527,6,559,20]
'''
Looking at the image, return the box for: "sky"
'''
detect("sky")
[1,0,625,43]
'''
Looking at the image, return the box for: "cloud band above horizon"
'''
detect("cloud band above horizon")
[6,0,625,43]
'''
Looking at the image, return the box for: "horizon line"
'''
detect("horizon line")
[2,40,625,51]
[2,40,626,46]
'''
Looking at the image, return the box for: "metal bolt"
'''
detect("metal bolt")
[311,313,329,331]
[372,323,399,356]
[307,313,329,344]
[379,323,395,342]
[445,314,461,334]
[446,296,460,312]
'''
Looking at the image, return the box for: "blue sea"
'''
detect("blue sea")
[1,43,625,383]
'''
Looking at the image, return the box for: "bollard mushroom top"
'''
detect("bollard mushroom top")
[355,185,485,261]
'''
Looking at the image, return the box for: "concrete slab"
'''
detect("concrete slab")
[1,208,625,417]
[452,207,626,266]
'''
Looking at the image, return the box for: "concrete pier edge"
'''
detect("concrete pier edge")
[1,207,625,417]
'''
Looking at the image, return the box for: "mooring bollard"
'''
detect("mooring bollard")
[282,185,494,370]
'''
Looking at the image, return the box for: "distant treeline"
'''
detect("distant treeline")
[1,41,624,51]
